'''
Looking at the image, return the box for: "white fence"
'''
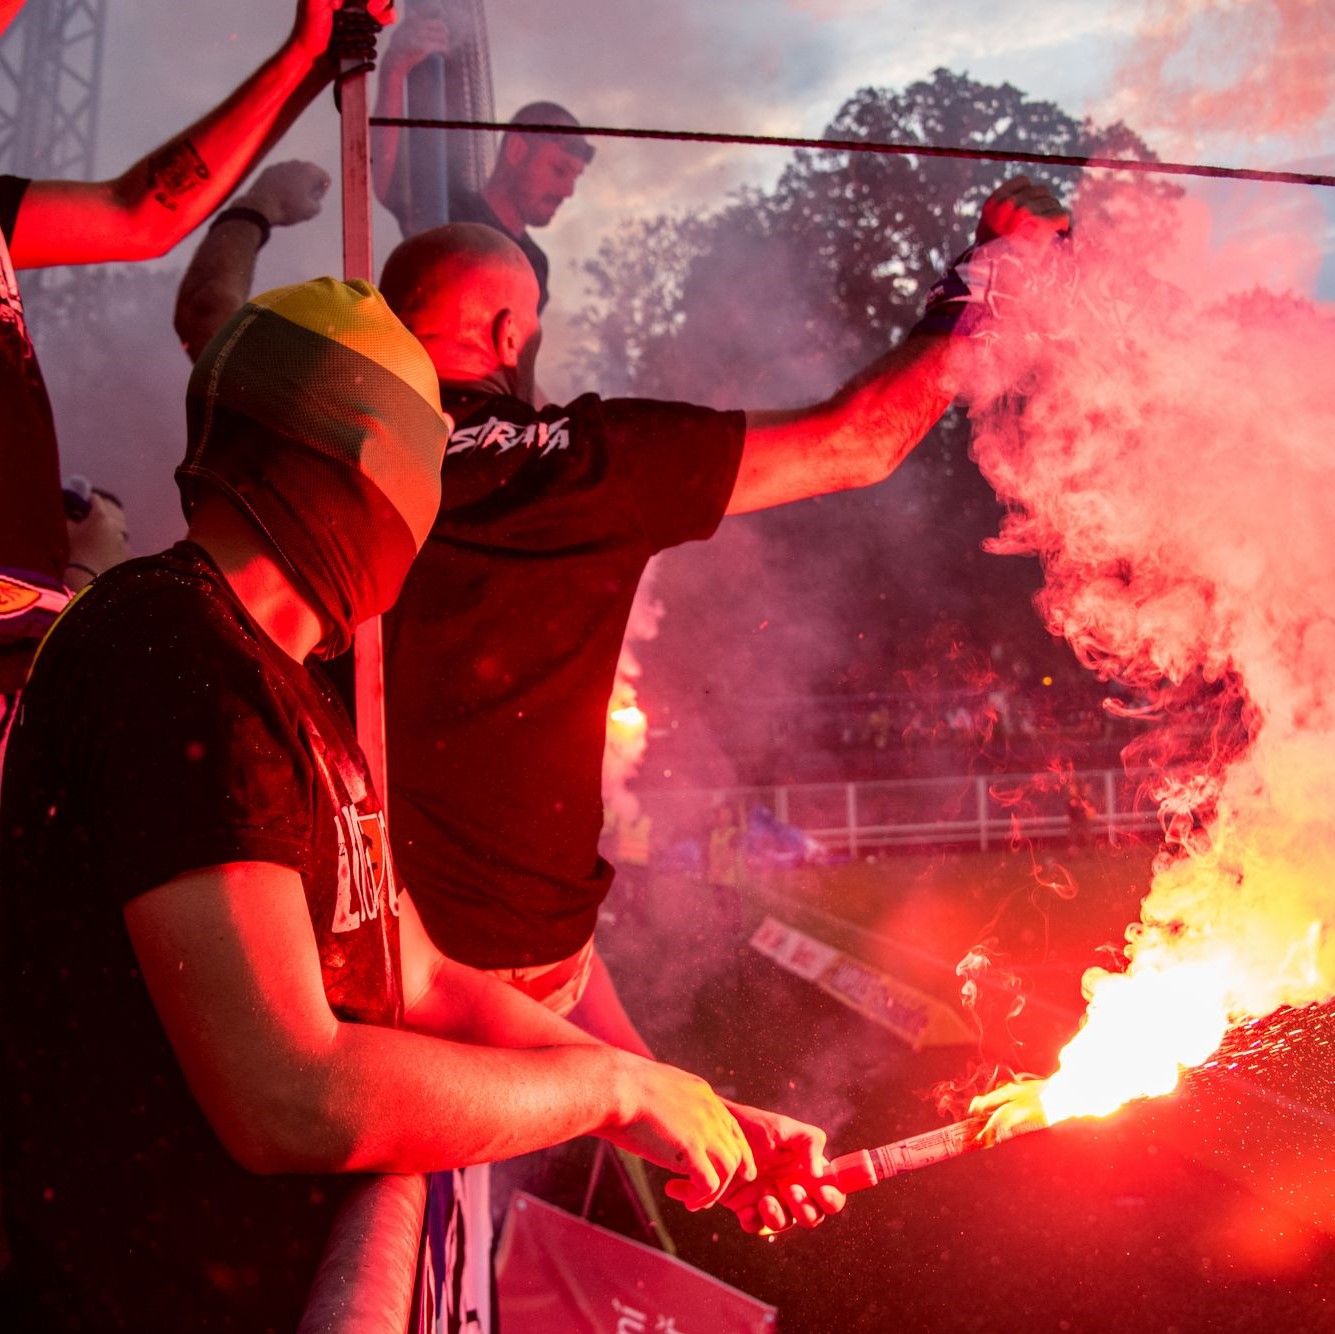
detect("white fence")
[653,767,1164,855]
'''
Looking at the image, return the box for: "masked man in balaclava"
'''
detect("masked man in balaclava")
[0,277,790,1332]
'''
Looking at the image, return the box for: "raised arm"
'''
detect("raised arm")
[125,863,754,1208]
[728,176,1071,516]
[370,3,452,211]
[7,0,393,269]
[174,159,332,361]
[732,332,958,515]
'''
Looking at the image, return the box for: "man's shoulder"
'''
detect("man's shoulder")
[450,389,601,422]
[0,175,30,245]
[448,190,505,231]
[446,390,604,441]
[447,391,731,440]
[515,229,547,268]
[72,545,228,619]
[38,546,256,682]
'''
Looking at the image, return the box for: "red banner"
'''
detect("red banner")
[495,1192,777,1333]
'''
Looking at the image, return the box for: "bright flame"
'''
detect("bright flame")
[1036,910,1329,1126]
[609,705,647,731]
[1039,958,1233,1124]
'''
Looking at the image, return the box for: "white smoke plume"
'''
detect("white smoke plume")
[963,174,1335,1046]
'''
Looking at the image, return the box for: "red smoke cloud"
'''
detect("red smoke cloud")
[965,173,1335,1036]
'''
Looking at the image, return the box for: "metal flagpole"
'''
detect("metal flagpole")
[403,51,451,231]
[337,8,390,812]
[303,11,430,1333]
[395,8,497,1328]
[336,12,493,1329]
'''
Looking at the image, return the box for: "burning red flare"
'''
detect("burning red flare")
[609,704,646,731]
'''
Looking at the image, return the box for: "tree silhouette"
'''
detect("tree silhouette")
[576,68,1160,403]
[570,70,1165,786]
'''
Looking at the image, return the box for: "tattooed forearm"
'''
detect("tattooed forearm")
[147,140,212,212]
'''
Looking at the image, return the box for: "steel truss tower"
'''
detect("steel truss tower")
[0,0,107,181]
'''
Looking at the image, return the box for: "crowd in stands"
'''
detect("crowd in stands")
[641,672,1159,791]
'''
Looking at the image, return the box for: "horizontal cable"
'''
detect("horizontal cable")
[370,115,1335,190]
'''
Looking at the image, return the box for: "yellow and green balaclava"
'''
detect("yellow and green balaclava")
[177,278,449,658]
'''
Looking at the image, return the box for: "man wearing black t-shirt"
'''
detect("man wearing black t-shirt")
[161,181,1070,1241]
[375,182,1069,1091]
[443,101,592,314]
[0,278,796,1330]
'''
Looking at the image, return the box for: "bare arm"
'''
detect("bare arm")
[566,948,657,1059]
[8,0,392,268]
[370,5,451,208]
[730,331,958,515]
[395,892,754,1204]
[125,864,752,1205]
[174,159,331,361]
[728,176,1072,516]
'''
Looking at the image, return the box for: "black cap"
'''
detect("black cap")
[508,101,595,164]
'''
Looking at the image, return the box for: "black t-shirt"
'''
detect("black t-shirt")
[0,543,405,1331]
[448,189,551,313]
[0,175,68,694]
[385,391,744,968]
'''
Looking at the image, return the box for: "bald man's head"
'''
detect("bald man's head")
[379,223,543,400]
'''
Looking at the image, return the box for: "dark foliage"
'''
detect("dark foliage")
[570,71,1163,787]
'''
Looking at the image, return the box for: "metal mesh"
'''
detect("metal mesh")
[395,0,496,235]
[443,0,495,196]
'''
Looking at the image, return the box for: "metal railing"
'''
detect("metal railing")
[649,767,1164,856]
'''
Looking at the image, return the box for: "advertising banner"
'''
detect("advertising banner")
[750,915,973,1050]
[495,1193,776,1333]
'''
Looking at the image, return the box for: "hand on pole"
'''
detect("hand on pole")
[381,1,452,78]
[291,0,397,65]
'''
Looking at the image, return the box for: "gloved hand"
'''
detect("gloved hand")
[917,175,1071,336]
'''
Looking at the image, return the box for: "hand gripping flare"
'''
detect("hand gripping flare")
[826,1087,1049,1195]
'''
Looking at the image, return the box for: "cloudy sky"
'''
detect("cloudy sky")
[90,0,1333,387]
